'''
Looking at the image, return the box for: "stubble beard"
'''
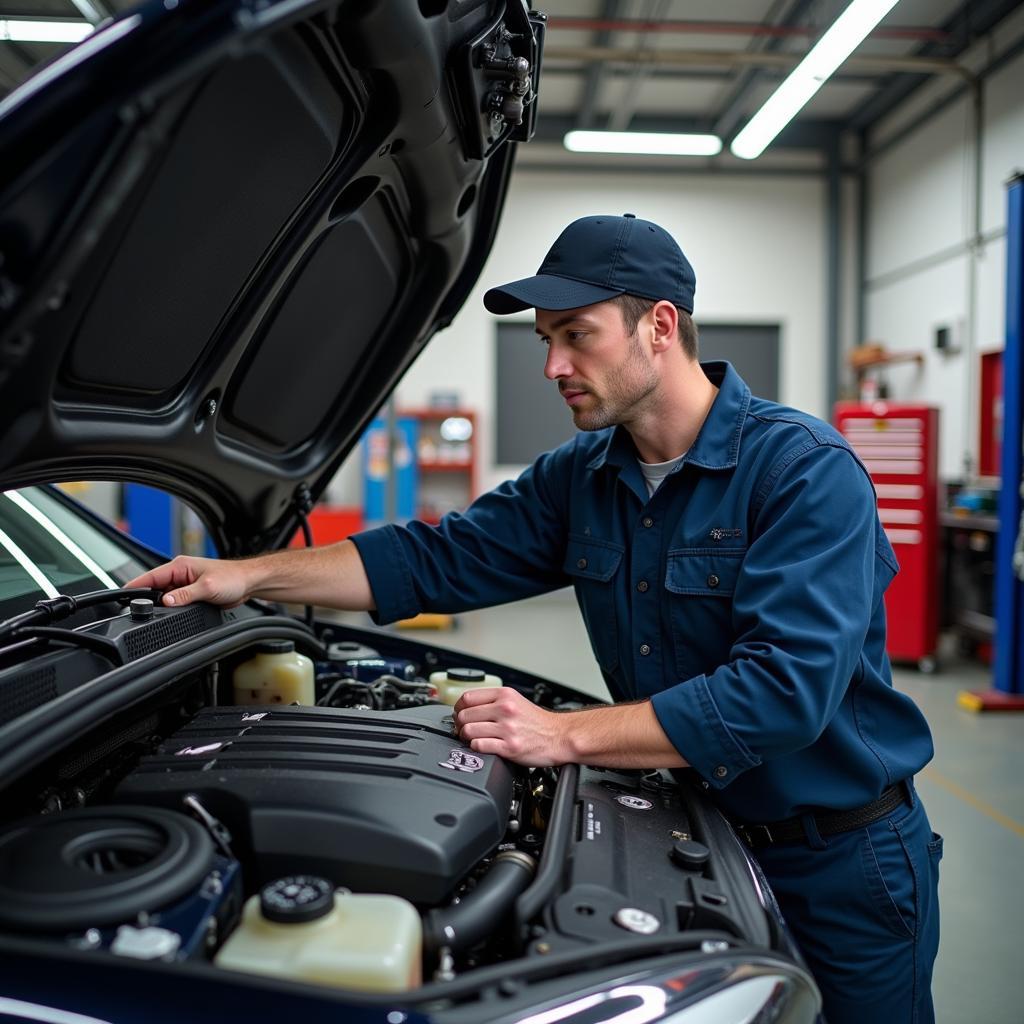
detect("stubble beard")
[570,332,659,432]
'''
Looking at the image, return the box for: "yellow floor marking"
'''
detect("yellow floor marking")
[921,766,1024,840]
[957,690,984,712]
[395,613,454,629]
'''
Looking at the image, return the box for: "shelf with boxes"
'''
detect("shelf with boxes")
[362,409,477,527]
[409,408,476,524]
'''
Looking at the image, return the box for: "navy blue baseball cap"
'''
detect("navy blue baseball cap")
[484,213,696,315]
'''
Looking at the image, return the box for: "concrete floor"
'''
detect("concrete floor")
[336,589,1024,1023]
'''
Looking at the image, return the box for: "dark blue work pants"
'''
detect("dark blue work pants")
[755,792,942,1024]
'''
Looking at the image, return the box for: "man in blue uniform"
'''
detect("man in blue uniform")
[131,214,941,1023]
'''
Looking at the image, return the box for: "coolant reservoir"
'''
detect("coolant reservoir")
[429,666,503,706]
[232,640,314,706]
[215,876,422,992]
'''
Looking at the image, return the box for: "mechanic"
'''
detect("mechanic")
[129,213,941,1024]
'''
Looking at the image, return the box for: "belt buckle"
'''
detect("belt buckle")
[736,823,773,848]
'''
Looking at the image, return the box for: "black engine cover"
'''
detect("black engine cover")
[114,703,514,904]
[539,767,772,953]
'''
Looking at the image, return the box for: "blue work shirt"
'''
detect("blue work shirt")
[352,362,934,821]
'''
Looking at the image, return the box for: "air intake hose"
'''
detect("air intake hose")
[425,850,536,954]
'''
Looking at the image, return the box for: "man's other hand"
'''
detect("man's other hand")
[454,687,570,767]
[125,556,251,608]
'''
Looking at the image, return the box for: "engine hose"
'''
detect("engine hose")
[425,850,536,954]
[514,763,578,933]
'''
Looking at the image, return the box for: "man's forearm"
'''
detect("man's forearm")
[562,700,689,769]
[244,539,376,611]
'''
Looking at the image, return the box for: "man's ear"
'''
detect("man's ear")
[649,300,679,353]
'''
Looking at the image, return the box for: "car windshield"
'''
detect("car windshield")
[0,486,145,619]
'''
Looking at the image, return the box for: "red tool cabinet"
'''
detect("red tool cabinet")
[834,403,940,671]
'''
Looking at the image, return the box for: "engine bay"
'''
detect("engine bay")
[0,598,776,1002]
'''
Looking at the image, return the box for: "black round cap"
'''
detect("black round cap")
[260,876,334,924]
[447,667,486,683]
[255,640,295,655]
[670,839,711,871]
[129,598,154,621]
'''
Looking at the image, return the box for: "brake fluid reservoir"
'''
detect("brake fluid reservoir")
[233,640,314,706]
[214,876,421,992]
[429,666,503,706]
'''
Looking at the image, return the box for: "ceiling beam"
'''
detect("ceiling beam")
[546,17,952,44]
[542,64,882,84]
[1,40,36,73]
[848,0,1022,131]
[574,0,623,132]
[0,54,23,92]
[711,0,816,143]
[604,0,674,132]
[68,0,112,24]
[543,46,967,78]
[863,28,1024,163]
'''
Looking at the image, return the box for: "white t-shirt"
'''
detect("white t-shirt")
[637,454,686,498]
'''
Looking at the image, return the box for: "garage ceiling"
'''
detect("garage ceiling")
[1,0,1023,170]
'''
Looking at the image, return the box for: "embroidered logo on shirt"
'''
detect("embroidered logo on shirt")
[710,528,743,541]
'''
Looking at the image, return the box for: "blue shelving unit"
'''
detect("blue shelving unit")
[123,483,175,557]
[992,174,1024,698]
[362,416,419,527]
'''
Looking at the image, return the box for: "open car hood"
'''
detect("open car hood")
[0,0,543,554]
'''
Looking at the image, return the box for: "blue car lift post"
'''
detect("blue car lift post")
[960,173,1024,711]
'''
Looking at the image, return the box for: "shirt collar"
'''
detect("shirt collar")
[586,361,751,473]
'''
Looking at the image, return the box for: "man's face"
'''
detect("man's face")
[534,300,658,431]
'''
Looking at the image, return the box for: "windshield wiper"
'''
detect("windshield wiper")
[0,587,164,647]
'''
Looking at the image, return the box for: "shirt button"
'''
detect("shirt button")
[636,580,649,593]
[577,558,588,569]
[642,516,654,528]
[707,573,720,588]
[639,643,651,656]
[713,765,728,779]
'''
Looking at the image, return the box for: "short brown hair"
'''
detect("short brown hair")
[610,294,699,360]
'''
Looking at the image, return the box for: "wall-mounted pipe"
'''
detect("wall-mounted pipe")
[963,79,985,478]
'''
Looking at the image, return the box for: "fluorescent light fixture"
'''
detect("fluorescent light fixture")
[0,19,94,44]
[565,130,722,157]
[731,0,902,160]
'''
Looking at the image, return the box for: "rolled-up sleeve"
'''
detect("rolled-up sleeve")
[350,444,574,624]
[651,443,886,789]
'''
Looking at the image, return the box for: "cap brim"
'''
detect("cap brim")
[483,274,623,314]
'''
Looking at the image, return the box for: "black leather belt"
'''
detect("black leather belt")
[731,782,912,849]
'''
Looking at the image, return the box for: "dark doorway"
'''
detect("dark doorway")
[494,321,781,464]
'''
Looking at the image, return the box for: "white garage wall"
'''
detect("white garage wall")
[389,169,829,496]
[863,18,1024,480]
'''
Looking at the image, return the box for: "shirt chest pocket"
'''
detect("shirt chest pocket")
[564,535,624,673]
[664,549,744,679]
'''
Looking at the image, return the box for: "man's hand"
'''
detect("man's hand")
[125,540,377,612]
[454,688,571,767]
[454,688,690,770]
[126,555,253,608]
